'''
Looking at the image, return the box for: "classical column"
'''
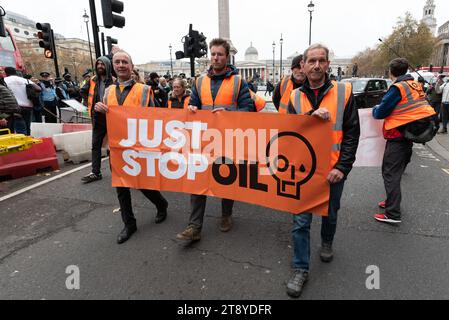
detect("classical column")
[218,0,237,62]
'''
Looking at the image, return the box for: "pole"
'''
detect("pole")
[280,35,283,79]
[273,46,275,83]
[89,0,101,59]
[51,29,60,78]
[169,44,174,77]
[85,18,94,71]
[101,32,106,56]
[190,56,195,78]
[309,11,313,46]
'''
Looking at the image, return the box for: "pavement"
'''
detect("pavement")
[430,132,449,162]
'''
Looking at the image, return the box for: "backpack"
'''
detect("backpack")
[402,116,438,144]
[26,80,41,104]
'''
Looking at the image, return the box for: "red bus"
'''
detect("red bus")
[0,27,25,77]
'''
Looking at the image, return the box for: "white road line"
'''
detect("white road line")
[443,169,449,176]
[0,158,109,203]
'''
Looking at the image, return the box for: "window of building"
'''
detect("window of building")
[14,28,20,33]
[24,31,30,36]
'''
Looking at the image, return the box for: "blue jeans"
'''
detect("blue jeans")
[292,181,345,271]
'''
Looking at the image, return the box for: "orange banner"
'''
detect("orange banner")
[107,107,333,216]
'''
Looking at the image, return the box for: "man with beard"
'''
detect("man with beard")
[80,57,114,184]
[176,38,254,243]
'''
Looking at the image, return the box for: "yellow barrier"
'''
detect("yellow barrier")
[0,129,43,156]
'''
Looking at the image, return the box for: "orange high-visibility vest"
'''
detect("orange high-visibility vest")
[289,81,352,168]
[196,74,242,111]
[250,90,266,112]
[384,80,436,131]
[104,82,155,107]
[87,79,96,116]
[168,96,190,109]
[278,77,294,114]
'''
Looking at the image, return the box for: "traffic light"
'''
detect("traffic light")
[36,22,54,59]
[194,32,208,58]
[107,36,118,54]
[101,0,125,29]
[183,35,195,58]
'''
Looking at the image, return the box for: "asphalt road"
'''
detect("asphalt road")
[0,143,448,300]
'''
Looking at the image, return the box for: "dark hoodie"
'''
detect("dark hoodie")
[189,65,254,112]
[80,56,114,117]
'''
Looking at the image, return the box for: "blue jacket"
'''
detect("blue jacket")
[372,75,413,120]
[189,65,255,112]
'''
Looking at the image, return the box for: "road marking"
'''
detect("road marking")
[0,158,109,203]
[443,169,449,176]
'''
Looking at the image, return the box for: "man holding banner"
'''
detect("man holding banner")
[285,44,360,298]
[95,51,169,245]
[176,38,255,242]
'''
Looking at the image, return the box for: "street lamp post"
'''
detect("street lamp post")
[280,34,284,79]
[83,9,94,71]
[272,41,276,83]
[169,44,174,77]
[308,1,315,46]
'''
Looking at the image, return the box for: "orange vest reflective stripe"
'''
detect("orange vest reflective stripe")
[196,74,242,110]
[250,90,266,112]
[384,80,436,131]
[289,81,352,168]
[279,77,294,114]
[168,96,190,109]
[105,83,155,107]
[87,79,96,116]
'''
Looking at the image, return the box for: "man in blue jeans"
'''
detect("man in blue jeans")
[285,44,360,298]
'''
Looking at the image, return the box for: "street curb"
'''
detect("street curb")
[427,139,449,162]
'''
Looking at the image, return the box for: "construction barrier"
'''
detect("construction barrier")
[52,131,107,164]
[62,124,92,134]
[30,123,63,138]
[0,138,59,180]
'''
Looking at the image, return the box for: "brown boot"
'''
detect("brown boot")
[176,226,201,242]
[219,216,233,233]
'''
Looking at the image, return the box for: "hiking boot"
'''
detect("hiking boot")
[176,226,201,242]
[286,269,309,298]
[378,201,386,209]
[320,242,334,263]
[219,216,233,233]
[82,173,102,184]
[374,214,401,225]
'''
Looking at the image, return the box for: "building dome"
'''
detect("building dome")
[245,43,259,61]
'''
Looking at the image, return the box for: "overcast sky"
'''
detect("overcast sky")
[2,0,448,64]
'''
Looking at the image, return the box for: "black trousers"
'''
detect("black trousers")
[43,100,58,123]
[189,195,234,229]
[91,115,107,175]
[382,139,413,220]
[116,188,168,227]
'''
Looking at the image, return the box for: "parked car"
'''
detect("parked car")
[341,78,389,109]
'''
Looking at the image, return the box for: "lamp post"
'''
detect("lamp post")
[272,41,276,83]
[169,44,174,77]
[280,34,284,79]
[83,9,94,71]
[308,1,315,46]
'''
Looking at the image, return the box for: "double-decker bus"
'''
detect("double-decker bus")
[0,27,25,76]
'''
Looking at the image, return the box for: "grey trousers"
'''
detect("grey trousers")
[189,195,234,229]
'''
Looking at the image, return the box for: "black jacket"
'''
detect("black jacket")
[288,76,360,177]
[273,76,303,110]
